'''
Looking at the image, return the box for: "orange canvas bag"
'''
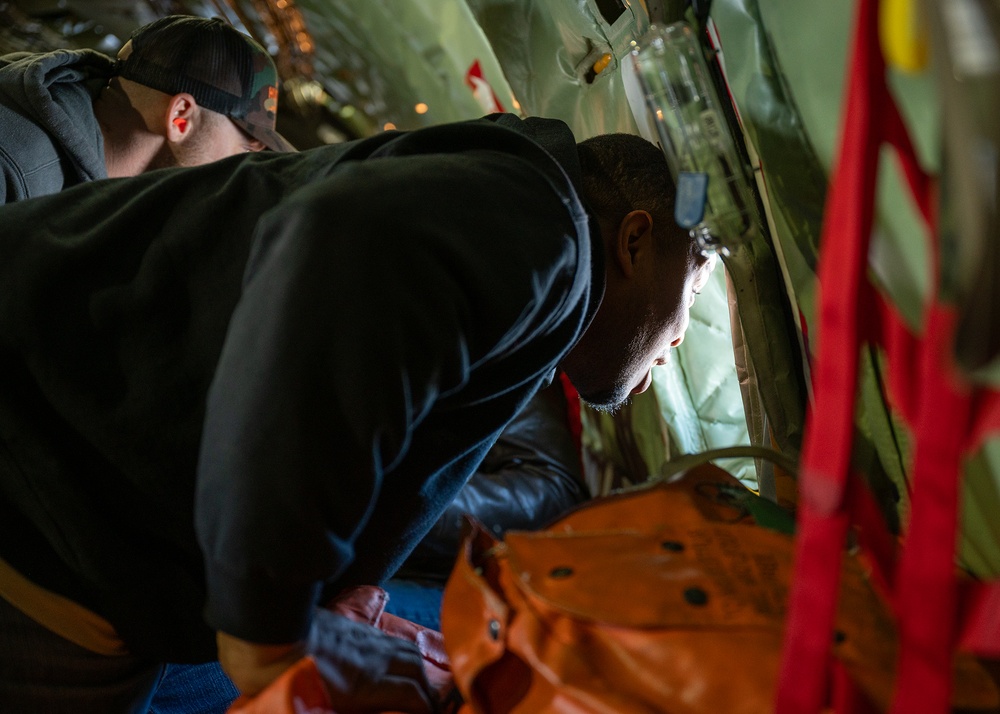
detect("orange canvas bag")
[440,463,998,713]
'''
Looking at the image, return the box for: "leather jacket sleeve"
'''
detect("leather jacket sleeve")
[396,382,589,581]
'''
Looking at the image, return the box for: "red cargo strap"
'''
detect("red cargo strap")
[775,0,886,708]
[889,306,968,713]
[961,580,1000,658]
[557,371,583,457]
[775,0,1000,711]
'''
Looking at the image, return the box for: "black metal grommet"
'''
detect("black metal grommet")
[549,566,574,578]
[661,540,685,552]
[683,586,709,606]
[488,619,501,640]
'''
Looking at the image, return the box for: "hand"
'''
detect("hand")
[216,631,307,698]
[307,607,438,713]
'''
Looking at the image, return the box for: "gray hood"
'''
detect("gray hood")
[0,48,113,199]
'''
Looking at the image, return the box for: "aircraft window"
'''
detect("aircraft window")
[594,0,627,25]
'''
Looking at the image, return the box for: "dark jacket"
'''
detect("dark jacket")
[397,380,589,582]
[0,48,113,204]
[0,114,603,661]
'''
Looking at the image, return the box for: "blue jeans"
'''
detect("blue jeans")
[382,578,445,631]
[147,662,239,714]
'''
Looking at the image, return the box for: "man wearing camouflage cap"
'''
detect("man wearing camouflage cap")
[0,14,294,205]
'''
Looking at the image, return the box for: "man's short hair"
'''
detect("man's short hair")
[115,15,295,152]
[577,133,682,252]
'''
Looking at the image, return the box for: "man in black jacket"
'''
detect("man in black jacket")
[0,14,293,204]
[0,113,713,712]
[147,379,588,714]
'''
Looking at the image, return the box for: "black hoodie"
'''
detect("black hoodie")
[0,113,604,661]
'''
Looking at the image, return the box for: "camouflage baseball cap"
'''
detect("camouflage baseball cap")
[115,15,295,152]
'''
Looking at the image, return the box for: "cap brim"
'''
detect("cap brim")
[259,128,298,153]
[231,117,297,153]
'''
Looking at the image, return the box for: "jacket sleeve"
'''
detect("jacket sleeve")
[194,146,589,645]
[397,381,589,580]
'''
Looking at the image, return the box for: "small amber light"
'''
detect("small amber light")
[592,53,612,75]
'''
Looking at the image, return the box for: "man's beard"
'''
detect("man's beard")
[579,385,631,415]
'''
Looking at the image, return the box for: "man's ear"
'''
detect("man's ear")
[612,210,654,278]
[164,94,197,143]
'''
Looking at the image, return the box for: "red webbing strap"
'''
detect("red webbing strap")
[865,38,968,711]
[774,0,884,709]
[557,370,584,473]
[870,0,1000,674]
[889,307,969,713]
[960,580,1000,657]
[872,28,1000,705]
[776,0,1000,709]
[848,468,898,600]
[777,505,851,712]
